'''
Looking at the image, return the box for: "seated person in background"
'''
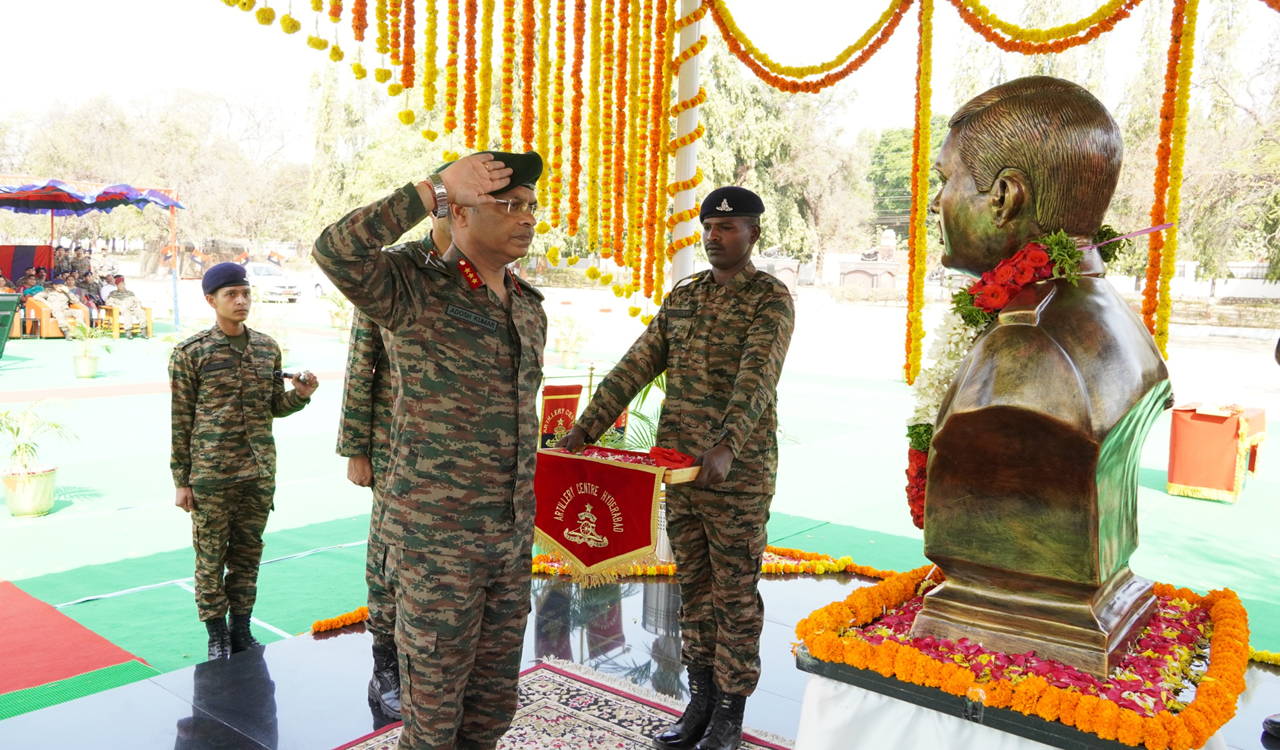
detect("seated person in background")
[98,273,118,301]
[19,273,43,297]
[33,277,87,332]
[0,273,14,293]
[105,275,147,338]
[78,271,104,306]
[64,272,99,315]
[35,267,49,284]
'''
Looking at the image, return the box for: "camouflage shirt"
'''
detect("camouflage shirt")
[169,325,310,488]
[105,289,139,306]
[576,262,795,494]
[314,184,547,560]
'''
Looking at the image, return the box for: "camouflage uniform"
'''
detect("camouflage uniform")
[170,325,311,622]
[73,255,93,277]
[575,262,794,696]
[315,185,546,750]
[336,236,436,651]
[105,288,146,333]
[34,286,86,333]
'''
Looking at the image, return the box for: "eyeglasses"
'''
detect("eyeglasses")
[492,198,540,218]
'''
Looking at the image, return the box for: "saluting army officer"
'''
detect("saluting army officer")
[315,152,546,750]
[170,262,319,660]
[559,187,795,750]
[337,205,452,721]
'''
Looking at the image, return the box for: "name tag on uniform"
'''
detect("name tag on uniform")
[200,360,237,374]
[446,304,499,333]
[666,308,694,318]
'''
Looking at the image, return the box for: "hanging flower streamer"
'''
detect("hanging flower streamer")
[549,0,568,226]
[629,0,654,294]
[390,0,402,65]
[566,0,587,235]
[500,0,517,149]
[463,0,479,146]
[256,6,277,24]
[663,2,707,262]
[424,0,439,111]
[609,0,632,264]
[376,0,390,53]
[477,0,497,148]
[401,0,416,89]
[643,0,670,300]
[709,0,910,94]
[947,0,1142,54]
[1154,0,1198,357]
[281,12,302,33]
[623,0,644,285]
[712,0,904,78]
[957,0,1129,41]
[1143,0,1188,334]
[352,0,368,39]
[520,0,537,151]
[586,0,603,252]
[600,0,616,262]
[445,0,461,132]
[329,0,343,22]
[653,0,675,304]
[904,0,932,385]
[535,0,552,205]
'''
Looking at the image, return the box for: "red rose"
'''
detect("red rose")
[1013,264,1036,285]
[908,449,928,469]
[980,271,996,286]
[992,263,1016,284]
[1036,263,1055,280]
[968,279,987,296]
[978,285,1011,311]
[1024,247,1049,266]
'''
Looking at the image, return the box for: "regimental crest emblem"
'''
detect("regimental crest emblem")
[716,199,732,212]
[564,503,610,548]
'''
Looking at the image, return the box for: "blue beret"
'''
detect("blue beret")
[700,186,765,224]
[202,262,249,295]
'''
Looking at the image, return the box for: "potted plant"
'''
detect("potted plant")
[1,401,77,517]
[560,329,590,370]
[66,319,113,379]
[324,292,353,334]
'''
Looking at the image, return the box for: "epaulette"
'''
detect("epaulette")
[671,271,705,292]
[175,327,215,352]
[512,272,545,301]
[752,269,792,295]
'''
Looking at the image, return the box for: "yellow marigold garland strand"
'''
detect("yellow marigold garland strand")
[956,0,1129,42]
[610,0,632,265]
[520,0,537,151]
[424,0,440,111]
[476,0,497,148]
[629,0,654,295]
[535,0,552,204]
[549,0,568,226]
[904,0,932,385]
[585,0,603,253]
[712,0,903,79]
[389,0,402,65]
[600,0,617,262]
[444,0,461,132]
[652,0,675,303]
[1154,0,1198,358]
[566,0,587,235]
[643,0,671,300]
[463,0,479,145]
[1142,0,1186,333]
[499,0,517,149]
[376,0,390,53]
[664,1,707,261]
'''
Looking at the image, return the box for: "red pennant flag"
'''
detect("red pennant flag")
[540,385,583,448]
[535,448,665,582]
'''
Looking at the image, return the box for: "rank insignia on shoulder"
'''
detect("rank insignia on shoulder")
[457,257,484,290]
[507,268,523,296]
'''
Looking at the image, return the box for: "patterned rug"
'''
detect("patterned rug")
[335,661,791,749]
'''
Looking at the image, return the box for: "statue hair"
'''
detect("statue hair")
[949,76,1122,237]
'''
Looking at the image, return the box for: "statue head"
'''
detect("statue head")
[931,76,1123,277]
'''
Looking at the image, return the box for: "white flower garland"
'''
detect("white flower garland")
[907,307,983,429]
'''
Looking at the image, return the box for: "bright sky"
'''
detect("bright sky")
[3,0,1278,166]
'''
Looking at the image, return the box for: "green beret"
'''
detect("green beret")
[478,151,543,194]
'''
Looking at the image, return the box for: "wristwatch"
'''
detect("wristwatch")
[428,173,449,218]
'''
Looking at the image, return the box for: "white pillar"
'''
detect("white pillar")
[670,0,702,283]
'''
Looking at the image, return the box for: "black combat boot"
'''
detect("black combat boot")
[692,692,747,750]
[367,644,402,720]
[653,666,718,750]
[206,617,231,660]
[1264,712,1280,738]
[229,612,263,653]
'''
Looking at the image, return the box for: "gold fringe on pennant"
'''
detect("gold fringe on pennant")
[535,528,660,587]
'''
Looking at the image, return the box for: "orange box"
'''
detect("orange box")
[1167,404,1265,503]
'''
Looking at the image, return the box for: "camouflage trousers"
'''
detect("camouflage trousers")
[365,454,396,650]
[190,479,275,622]
[665,485,771,696]
[387,544,531,750]
[113,298,146,330]
[45,296,85,334]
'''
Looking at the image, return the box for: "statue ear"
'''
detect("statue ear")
[989,169,1031,229]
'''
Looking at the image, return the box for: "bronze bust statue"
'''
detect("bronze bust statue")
[909,76,1171,677]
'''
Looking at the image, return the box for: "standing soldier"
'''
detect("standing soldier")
[105,275,148,338]
[559,187,795,750]
[337,214,451,721]
[73,247,93,277]
[170,262,319,660]
[314,152,545,750]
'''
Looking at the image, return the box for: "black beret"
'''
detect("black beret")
[700,186,765,223]
[202,262,249,295]
[478,151,543,194]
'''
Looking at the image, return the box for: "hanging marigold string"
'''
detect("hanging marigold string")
[610,0,632,265]
[445,0,461,132]
[629,0,654,295]
[1143,0,1187,334]
[500,0,517,149]
[1154,0,1198,357]
[946,0,1142,55]
[643,0,671,300]
[330,0,344,22]
[463,0,480,146]
[709,0,911,94]
[957,0,1129,41]
[904,0,932,385]
[585,0,603,253]
[476,0,497,148]
[352,0,368,39]
[712,0,904,78]
[565,0,587,235]
[652,0,672,304]
[520,0,537,151]
[424,0,440,111]
[663,1,707,263]
[401,0,416,89]
[390,0,402,64]
[600,0,617,262]
[535,0,552,205]
[376,0,391,54]
[549,0,568,226]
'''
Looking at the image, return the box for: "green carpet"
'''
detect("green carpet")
[0,660,160,720]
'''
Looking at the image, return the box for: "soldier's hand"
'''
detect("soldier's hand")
[347,455,374,487]
[556,425,590,453]
[292,370,319,399]
[692,444,735,487]
[438,153,514,208]
[175,487,195,513]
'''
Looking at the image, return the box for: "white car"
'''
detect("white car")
[309,267,338,298]
[245,263,301,303]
